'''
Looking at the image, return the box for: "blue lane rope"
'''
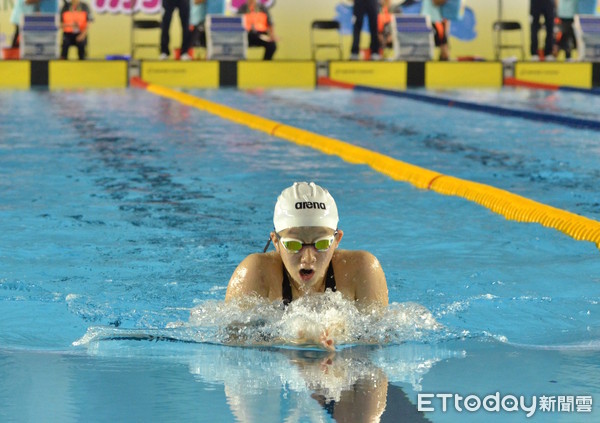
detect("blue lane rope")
[559,86,600,96]
[353,85,600,131]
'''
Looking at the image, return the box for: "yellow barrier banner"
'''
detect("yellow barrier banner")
[426,62,503,88]
[330,61,407,89]
[141,61,220,88]
[49,60,128,89]
[515,63,593,88]
[0,61,30,89]
[238,61,316,89]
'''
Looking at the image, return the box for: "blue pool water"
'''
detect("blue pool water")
[1,86,599,422]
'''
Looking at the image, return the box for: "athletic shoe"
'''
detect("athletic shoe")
[530,55,540,61]
[371,53,382,61]
[159,53,168,60]
[180,53,192,61]
[349,53,359,61]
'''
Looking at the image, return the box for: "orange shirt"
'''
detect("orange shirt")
[61,2,91,34]
[378,6,392,33]
[240,4,270,32]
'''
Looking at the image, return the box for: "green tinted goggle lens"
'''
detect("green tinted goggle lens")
[314,238,333,251]
[282,240,303,252]
[281,236,334,253]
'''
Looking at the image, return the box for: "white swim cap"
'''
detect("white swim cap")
[273,182,339,232]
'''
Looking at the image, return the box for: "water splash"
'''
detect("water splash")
[72,293,468,397]
[74,291,450,349]
[188,291,448,348]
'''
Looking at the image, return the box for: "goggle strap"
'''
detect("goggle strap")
[263,238,272,253]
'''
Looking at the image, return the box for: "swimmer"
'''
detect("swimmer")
[225,182,389,349]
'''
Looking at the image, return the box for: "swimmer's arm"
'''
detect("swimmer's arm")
[225,254,269,302]
[353,251,389,307]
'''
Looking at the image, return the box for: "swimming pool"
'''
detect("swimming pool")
[1,86,599,422]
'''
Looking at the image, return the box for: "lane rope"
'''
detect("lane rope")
[504,77,600,96]
[139,80,600,251]
[349,83,600,131]
[317,77,600,131]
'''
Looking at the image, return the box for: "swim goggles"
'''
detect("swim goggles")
[277,232,338,253]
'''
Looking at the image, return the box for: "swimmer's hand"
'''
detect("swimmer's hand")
[295,328,336,352]
[319,329,335,351]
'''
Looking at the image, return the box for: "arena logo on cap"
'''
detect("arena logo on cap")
[295,202,327,210]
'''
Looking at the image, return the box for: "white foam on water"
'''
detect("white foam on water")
[187,290,447,349]
[70,293,468,398]
[73,291,450,349]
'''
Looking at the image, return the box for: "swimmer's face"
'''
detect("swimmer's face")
[272,227,343,292]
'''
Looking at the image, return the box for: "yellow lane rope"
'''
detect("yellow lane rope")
[145,83,600,251]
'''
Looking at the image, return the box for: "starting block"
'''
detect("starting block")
[574,14,600,61]
[391,15,434,61]
[206,15,247,60]
[20,13,59,60]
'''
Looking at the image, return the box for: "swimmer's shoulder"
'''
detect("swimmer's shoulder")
[226,252,283,301]
[332,249,382,271]
[246,251,283,271]
[332,250,388,306]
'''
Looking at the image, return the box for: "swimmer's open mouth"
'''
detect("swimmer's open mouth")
[299,269,314,280]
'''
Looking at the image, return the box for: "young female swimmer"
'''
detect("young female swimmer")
[225,182,389,349]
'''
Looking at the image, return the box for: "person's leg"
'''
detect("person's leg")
[563,18,575,59]
[542,0,554,57]
[161,0,176,55]
[383,23,393,48]
[190,25,200,47]
[178,0,191,54]
[439,43,449,61]
[61,33,74,59]
[351,0,366,56]
[530,0,541,56]
[366,0,380,55]
[248,31,260,48]
[441,20,450,60]
[552,17,562,58]
[432,21,449,61]
[11,25,20,48]
[76,37,86,60]
[248,31,274,60]
[263,39,276,60]
[199,26,206,48]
